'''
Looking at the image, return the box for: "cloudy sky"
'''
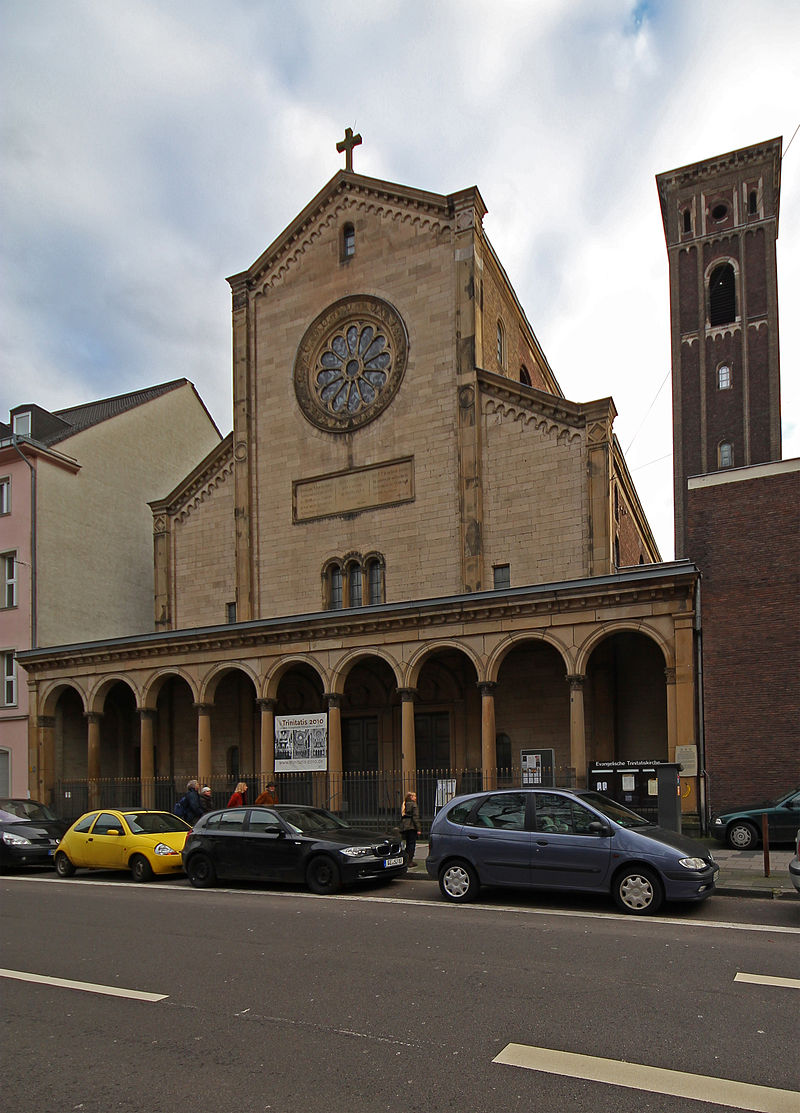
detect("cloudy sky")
[2,0,798,558]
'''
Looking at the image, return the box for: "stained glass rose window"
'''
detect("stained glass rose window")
[294,296,409,432]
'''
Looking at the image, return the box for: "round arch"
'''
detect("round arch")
[404,639,483,689]
[263,654,328,701]
[39,679,88,718]
[575,620,672,675]
[141,666,200,710]
[329,647,403,695]
[199,661,260,705]
[87,674,141,715]
[487,630,573,684]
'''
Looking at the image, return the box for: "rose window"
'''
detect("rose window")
[316,324,391,415]
[294,296,409,432]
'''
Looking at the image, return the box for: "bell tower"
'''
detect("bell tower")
[656,138,782,556]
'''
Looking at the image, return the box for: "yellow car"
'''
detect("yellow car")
[54,809,191,882]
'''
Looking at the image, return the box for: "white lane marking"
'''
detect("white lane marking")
[4,874,799,935]
[735,972,800,990]
[494,1043,799,1113]
[0,968,167,1002]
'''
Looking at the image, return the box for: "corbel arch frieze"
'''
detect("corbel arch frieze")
[404,638,484,690]
[486,630,573,684]
[574,619,673,675]
[174,458,234,525]
[482,397,582,445]
[328,647,403,696]
[262,654,329,702]
[140,666,201,711]
[199,660,260,705]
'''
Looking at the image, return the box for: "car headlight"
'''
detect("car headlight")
[2,831,32,846]
[678,856,707,870]
[713,817,724,826]
[341,846,372,858]
[154,843,178,856]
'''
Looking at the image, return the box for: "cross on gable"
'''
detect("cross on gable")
[337,127,362,172]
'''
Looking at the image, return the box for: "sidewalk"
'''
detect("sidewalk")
[410,841,799,901]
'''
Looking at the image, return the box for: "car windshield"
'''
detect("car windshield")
[0,799,58,822]
[122,812,191,834]
[578,792,652,829]
[274,806,352,834]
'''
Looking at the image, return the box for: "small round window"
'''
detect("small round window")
[712,203,728,221]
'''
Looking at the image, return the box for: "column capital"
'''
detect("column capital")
[256,698,277,712]
[85,711,103,724]
[397,687,417,703]
[324,692,342,709]
[566,674,586,691]
[194,702,213,716]
[137,707,158,722]
[37,715,56,729]
[477,681,497,697]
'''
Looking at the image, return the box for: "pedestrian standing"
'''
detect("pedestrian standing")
[200,786,214,813]
[185,779,205,824]
[400,791,421,866]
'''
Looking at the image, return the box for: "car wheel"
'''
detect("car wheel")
[726,821,759,850]
[187,853,216,889]
[613,865,663,914]
[130,854,154,883]
[55,851,76,878]
[438,860,479,902]
[306,855,341,895]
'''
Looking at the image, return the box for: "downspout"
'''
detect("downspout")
[694,573,706,834]
[10,436,36,648]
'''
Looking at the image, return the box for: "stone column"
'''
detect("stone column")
[195,703,212,786]
[257,699,276,786]
[36,715,55,807]
[478,682,497,790]
[325,693,343,812]
[139,709,157,809]
[673,615,696,756]
[567,674,586,788]
[86,712,103,809]
[399,688,417,794]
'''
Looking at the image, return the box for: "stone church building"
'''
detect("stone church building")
[20,135,703,822]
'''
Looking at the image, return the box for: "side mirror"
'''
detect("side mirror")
[588,821,613,837]
[263,824,284,837]
[106,829,122,836]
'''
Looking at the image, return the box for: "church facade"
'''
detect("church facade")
[19,142,702,823]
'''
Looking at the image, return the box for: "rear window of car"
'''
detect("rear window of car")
[445,801,474,825]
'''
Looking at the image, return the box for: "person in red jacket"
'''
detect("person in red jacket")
[254,781,279,806]
[227,782,248,807]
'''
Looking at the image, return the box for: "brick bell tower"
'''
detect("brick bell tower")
[656,138,782,556]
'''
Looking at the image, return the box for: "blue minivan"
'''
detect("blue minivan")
[426,788,718,914]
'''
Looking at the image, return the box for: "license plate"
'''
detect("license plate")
[384,856,404,868]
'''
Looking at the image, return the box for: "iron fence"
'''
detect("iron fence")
[54,764,576,831]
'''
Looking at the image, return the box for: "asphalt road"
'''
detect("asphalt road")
[2,872,799,1113]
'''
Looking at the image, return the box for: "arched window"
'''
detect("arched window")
[682,208,692,235]
[366,558,384,605]
[342,223,355,260]
[718,363,732,390]
[520,364,531,387]
[348,563,362,608]
[709,263,736,326]
[496,732,512,771]
[718,441,733,469]
[329,564,343,610]
[496,320,505,369]
[748,190,758,216]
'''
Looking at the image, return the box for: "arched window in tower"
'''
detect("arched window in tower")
[520,364,532,387]
[718,363,732,390]
[709,263,736,326]
[748,190,758,216]
[682,208,692,235]
[496,320,505,369]
[342,223,355,260]
[718,441,734,469]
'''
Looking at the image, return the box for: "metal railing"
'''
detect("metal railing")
[53,764,576,830]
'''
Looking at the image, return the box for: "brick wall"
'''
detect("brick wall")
[687,464,800,807]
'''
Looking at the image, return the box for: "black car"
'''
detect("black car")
[0,798,67,870]
[182,804,407,893]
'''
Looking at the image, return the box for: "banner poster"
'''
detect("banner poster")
[274,713,328,771]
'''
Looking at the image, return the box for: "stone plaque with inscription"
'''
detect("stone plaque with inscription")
[294,457,414,522]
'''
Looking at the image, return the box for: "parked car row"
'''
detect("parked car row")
[3,786,799,910]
